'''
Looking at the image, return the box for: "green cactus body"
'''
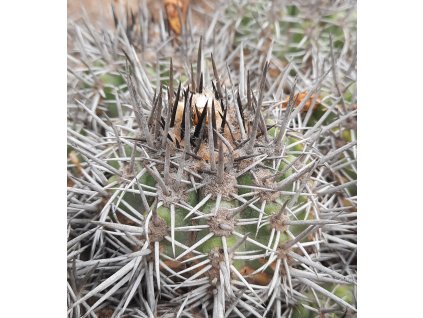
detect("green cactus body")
[68,2,357,316]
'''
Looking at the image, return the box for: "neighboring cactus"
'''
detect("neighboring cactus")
[68,1,356,317]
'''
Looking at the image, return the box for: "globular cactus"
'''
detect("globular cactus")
[68,1,356,317]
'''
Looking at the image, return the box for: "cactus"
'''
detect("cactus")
[68,1,356,317]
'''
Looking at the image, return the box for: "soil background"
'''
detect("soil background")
[68,0,159,27]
